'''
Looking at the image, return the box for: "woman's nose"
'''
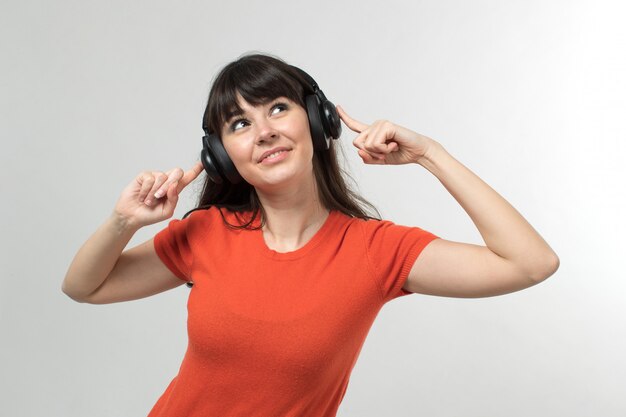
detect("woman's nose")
[255,120,279,143]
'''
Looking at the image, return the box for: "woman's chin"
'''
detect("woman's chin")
[249,169,310,192]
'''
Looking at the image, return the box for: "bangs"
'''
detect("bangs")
[203,54,309,135]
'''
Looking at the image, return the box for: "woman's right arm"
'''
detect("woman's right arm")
[62,162,204,304]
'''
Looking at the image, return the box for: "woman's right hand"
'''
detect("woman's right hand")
[113,161,204,229]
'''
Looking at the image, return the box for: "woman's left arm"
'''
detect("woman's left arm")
[337,106,559,298]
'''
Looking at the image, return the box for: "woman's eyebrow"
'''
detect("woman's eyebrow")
[224,108,244,125]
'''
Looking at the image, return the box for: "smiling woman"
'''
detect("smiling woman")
[193,54,380,230]
[62,52,558,417]
[219,95,315,190]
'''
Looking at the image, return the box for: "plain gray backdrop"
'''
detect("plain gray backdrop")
[1,0,624,416]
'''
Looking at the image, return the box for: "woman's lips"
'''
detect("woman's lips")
[259,149,290,164]
[258,147,291,163]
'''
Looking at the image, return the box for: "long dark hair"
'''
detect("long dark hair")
[183,52,380,228]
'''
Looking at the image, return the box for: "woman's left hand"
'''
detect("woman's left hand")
[337,105,436,165]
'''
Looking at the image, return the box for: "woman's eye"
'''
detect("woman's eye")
[229,102,288,132]
[230,119,248,131]
[271,102,288,115]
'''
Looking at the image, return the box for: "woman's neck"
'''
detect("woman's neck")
[255,176,329,251]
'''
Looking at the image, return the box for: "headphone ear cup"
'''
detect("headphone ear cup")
[305,94,329,151]
[321,100,342,140]
[202,133,243,184]
[201,134,224,184]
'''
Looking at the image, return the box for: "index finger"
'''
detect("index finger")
[336,105,369,133]
[179,161,204,188]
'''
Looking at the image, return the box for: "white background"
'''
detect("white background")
[1,0,624,416]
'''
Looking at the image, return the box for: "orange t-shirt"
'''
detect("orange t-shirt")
[149,206,438,417]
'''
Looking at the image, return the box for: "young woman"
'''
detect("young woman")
[62,53,559,416]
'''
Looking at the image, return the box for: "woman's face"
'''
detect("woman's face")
[220,94,314,191]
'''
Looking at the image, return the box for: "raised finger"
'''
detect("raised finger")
[178,161,204,189]
[336,105,369,134]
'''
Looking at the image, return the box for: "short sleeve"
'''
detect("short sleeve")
[153,217,193,282]
[360,219,439,303]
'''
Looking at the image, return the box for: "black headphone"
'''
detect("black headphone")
[200,66,342,184]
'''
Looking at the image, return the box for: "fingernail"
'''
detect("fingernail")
[154,190,164,198]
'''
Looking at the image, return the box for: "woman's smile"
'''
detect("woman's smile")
[259,149,292,164]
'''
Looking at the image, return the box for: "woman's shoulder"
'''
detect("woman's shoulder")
[182,205,261,231]
[339,212,428,237]
[180,205,222,223]
[333,210,383,224]
[330,210,386,236]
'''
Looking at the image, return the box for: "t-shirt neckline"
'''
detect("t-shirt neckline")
[254,210,341,260]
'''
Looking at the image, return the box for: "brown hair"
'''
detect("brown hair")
[183,52,380,227]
